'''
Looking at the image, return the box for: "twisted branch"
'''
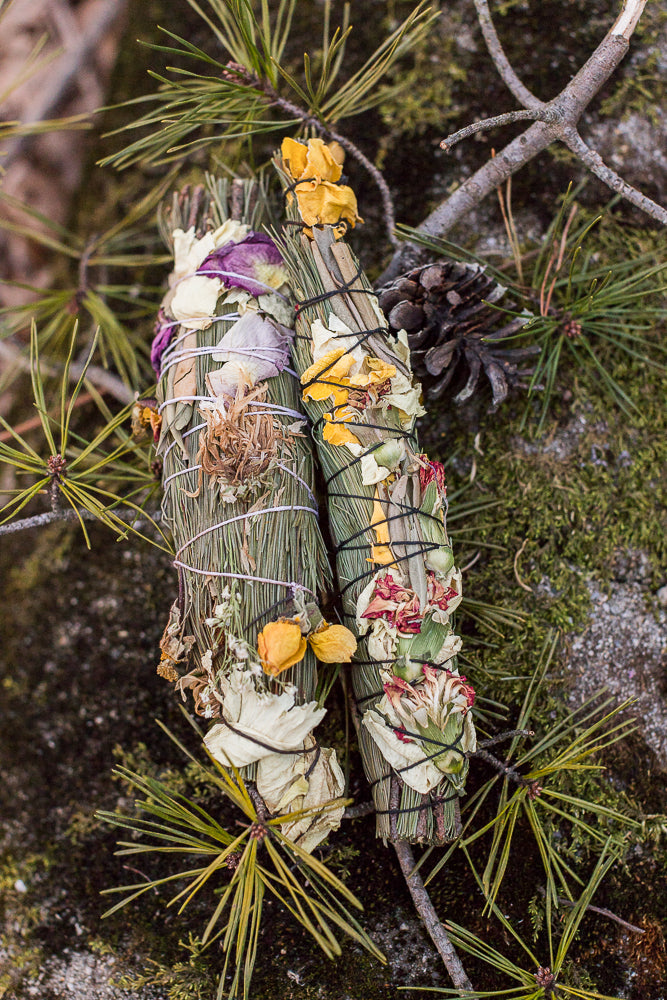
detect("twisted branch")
[379,0,664,285]
[394,837,476,995]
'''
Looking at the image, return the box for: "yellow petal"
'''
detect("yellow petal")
[323,415,360,447]
[295,181,361,230]
[328,141,345,167]
[258,621,307,676]
[348,358,397,389]
[301,348,355,403]
[309,623,357,663]
[304,138,343,183]
[368,544,396,566]
[370,497,391,546]
[281,137,308,180]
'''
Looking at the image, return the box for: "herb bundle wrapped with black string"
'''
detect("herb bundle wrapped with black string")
[275,139,477,844]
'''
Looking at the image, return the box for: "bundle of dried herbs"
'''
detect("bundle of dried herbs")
[378,261,537,407]
[275,139,477,844]
[151,177,357,850]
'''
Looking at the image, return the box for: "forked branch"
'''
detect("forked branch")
[379,0,665,284]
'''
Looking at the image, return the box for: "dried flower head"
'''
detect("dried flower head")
[281,137,362,236]
[257,620,307,675]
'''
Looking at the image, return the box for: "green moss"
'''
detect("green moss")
[0,854,52,998]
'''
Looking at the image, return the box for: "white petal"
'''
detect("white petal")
[204,670,325,767]
[360,453,391,486]
[212,220,249,247]
[171,275,221,330]
[433,632,463,664]
[362,710,444,794]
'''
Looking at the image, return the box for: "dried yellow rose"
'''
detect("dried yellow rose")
[322,413,361,447]
[281,137,362,234]
[282,136,343,184]
[258,621,307,676]
[348,358,397,388]
[301,348,355,405]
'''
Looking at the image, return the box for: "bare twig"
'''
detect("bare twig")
[477,729,533,751]
[343,801,375,819]
[440,109,543,151]
[472,0,542,110]
[537,887,646,935]
[378,0,663,285]
[0,506,159,537]
[393,837,475,995]
[562,128,667,223]
[469,747,542,799]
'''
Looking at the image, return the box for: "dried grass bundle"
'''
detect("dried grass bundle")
[154,178,333,743]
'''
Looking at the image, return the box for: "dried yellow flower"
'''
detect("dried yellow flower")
[281,137,362,235]
[282,136,343,184]
[348,358,397,388]
[308,623,357,663]
[258,620,307,676]
[301,348,355,405]
[131,400,162,443]
[369,496,395,565]
[322,413,361,447]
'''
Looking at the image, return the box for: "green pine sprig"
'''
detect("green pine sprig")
[0,323,166,549]
[98,721,385,1000]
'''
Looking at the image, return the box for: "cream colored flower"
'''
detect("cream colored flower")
[169,222,250,330]
[171,274,221,331]
[204,668,325,768]
[362,667,476,794]
[256,737,345,853]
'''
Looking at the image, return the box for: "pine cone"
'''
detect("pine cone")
[378,261,538,408]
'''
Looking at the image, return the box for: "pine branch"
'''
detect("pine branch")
[0,506,160,537]
[0,340,133,404]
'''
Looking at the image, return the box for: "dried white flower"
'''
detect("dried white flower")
[363,667,476,794]
[204,668,326,768]
[257,738,345,853]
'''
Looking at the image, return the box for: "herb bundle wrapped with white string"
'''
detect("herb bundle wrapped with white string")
[275,140,476,844]
[149,178,357,852]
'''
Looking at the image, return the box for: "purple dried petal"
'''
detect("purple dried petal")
[197,232,287,298]
[151,307,178,376]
